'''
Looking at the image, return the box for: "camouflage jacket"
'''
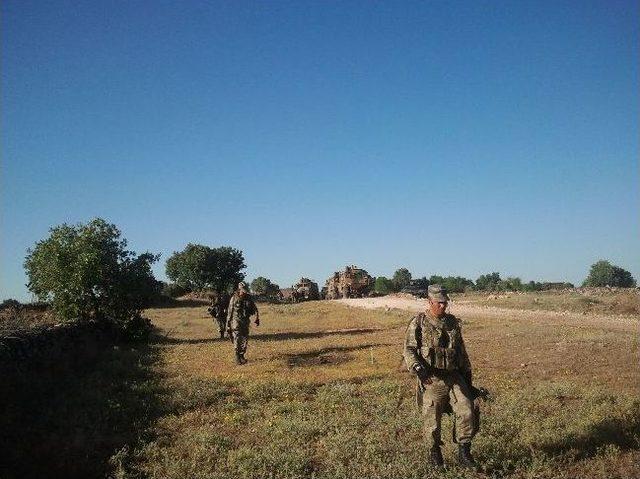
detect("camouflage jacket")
[227,293,258,328]
[403,312,472,383]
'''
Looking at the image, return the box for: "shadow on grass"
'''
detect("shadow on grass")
[155,328,384,346]
[151,298,209,309]
[0,333,165,479]
[541,408,640,459]
[280,342,394,367]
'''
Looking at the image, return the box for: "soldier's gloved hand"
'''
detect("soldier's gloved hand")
[413,364,432,385]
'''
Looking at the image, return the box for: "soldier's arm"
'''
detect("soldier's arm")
[403,316,424,371]
[226,296,235,327]
[458,330,473,386]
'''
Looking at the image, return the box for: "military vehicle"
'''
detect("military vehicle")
[292,277,320,301]
[324,265,375,299]
[400,279,429,298]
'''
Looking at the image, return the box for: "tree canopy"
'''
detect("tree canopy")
[165,244,246,292]
[24,218,159,338]
[374,276,395,295]
[582,260,636,288]
[250,277,280,297]
[392,268,412,291]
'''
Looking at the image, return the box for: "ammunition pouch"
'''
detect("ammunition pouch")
[428,346,460,371]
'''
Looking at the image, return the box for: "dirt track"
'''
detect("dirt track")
[336,296,639,332]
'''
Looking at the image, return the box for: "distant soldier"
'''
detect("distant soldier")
[403,285,479,470]
[226,282,260,365]
[208,290,231,339]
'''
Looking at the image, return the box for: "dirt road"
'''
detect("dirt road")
[337,296,639,331]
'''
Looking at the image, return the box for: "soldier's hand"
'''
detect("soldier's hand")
[255,317,260,326]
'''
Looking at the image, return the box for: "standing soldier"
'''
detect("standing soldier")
[208,290,231,339]
[403,284,479,470]
[226,282,260,365]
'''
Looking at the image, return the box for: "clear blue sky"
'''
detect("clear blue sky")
[2,0,638,301]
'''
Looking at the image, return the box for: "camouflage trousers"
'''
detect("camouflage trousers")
[419,371,476,446]
[231,323,250,356]
[215,317,227,337]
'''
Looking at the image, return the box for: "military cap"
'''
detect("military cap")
[238,281,248,292]
[427,284,449,302]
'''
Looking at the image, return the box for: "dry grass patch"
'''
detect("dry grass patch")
[104,300,640,479]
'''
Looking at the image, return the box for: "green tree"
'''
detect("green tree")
[24,218,159,338]
[250,277,280,297]
[374,276,395,295]
[165,244,245,292]
[475,272,502,291]
[442,276,475,293]
[392,268,412,291]
[582,260,636,287]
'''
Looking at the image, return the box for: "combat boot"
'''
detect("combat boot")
[235,353,244,365]
[458,443,478,471]
[429,445,444,468]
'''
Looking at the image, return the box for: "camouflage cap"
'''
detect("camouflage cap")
[427,284,449,302]
[238,281,248,292]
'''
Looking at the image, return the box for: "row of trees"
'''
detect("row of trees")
[373,261,636,295]
[22,218,637,339]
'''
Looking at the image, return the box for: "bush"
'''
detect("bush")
[24,218,158,340]
[582,260,636,288]
[392,268,411,292]
[429,275,474,293]
[373,277,395,295]
[250,277,280,298]
[475,272,502,291]
[166,244,245,292]
[0,299,22,310]
[162,282,190,298]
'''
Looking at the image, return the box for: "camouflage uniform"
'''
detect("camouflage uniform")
[209,291,230,338]
[403,285,478,469]
[226,284,259,364]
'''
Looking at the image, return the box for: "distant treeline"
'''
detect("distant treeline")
[4,218,637,336]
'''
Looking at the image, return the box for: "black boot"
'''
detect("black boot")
[458,443,478,470]
[429,445,444,468]
[235,353,244,365]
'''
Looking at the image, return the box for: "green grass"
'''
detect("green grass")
[5,300,639,478]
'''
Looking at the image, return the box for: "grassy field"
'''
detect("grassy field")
[90,299,639,479]
[6,299,637,478]
[452,289,640,316]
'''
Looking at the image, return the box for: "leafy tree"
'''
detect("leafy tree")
[24,218,159,339]
[165,244,245,292]
[582,260,636,288]
[392,268,412,292]
[428,275,474,293]
[497,277,523,292]
[250,277,280,297]
[475,272,502,291]
[374,276,395,295]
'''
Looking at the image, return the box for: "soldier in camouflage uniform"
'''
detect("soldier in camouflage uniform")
[208,290,230,339]
[226,282,260,365]
[403,284,479,470]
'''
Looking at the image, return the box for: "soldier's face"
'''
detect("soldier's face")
[428,299,447,317]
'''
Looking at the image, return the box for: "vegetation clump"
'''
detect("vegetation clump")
[166,243,246,292]
[24,218,159,340]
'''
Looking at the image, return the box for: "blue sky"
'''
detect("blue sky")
[2,0,638,300]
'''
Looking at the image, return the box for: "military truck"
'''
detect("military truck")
[292,277,320,302]
[324,265,375,299]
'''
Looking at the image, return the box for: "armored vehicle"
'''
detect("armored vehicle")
[400,279,429,298]
[324,265,375,299]
[292,277,320,301]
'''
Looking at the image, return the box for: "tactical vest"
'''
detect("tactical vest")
[234,295,256,320]
[419,313,464,371]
